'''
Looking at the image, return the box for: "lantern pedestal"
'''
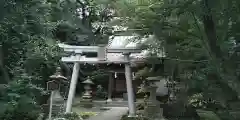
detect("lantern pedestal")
[51,90,65,104]
[47,90,65,116]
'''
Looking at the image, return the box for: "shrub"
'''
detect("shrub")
[94,85,107,99]
[79,112,97,119]
[0,73,45,120]
[61,112,83,120]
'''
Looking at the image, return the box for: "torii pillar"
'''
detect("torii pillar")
[123,52,136,117]
[65,54,81,113]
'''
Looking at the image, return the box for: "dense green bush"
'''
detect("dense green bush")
[0,0,112,119]
[0,73,46,120]
[94,85,107,99]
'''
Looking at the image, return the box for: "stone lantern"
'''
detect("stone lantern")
[47,67,67,117]
[81,76,94,102]
[143,76,165,120]
[146,76,161,103]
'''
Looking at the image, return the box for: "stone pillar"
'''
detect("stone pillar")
[107,72,113,102]
[65,62,80,113]
[123,52,136,117]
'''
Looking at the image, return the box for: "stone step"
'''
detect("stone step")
[74,101,144,108]
[105,104,129,107]
[75,103,129,108]
[86,107,128,120]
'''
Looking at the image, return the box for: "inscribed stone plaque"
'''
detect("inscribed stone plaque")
[47,80,60,91]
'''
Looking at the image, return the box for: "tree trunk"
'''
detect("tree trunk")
[0,45,10,83]
[201,0,240,99]
[202,0,222,58]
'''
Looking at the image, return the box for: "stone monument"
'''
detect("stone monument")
[47,67,67,119]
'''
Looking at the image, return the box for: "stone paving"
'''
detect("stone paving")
[86,107,128,120]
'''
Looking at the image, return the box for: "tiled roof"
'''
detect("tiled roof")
[106,34,164,62]
[93,17,165,61]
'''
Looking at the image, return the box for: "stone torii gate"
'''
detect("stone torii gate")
[58,43,144,117]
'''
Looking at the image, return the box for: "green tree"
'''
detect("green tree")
[110,0,240,119]
[0,0,115,119]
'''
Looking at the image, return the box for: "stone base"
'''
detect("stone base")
[106,99,112,102]
[82,96,92,100]
[144,103,163,119]
[128,114,138,118]
[80,98,92,101]
[80,99,93,108]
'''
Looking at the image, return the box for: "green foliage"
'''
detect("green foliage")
[188,93,208,109]
[79,112,97,119]
[94,85,107,99]
[0,0,239,119]
[109,0,240,119]
[58,112,97,120]
[61,112,83,120]
[0,72,45,120]
[24,39,62,87]
[0,0,112,119]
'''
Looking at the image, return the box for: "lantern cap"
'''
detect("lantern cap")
[82,76,94,84]
[146,76,162,81]
[49,67,67,81]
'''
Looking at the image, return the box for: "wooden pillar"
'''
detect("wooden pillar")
[107,72,113,102]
